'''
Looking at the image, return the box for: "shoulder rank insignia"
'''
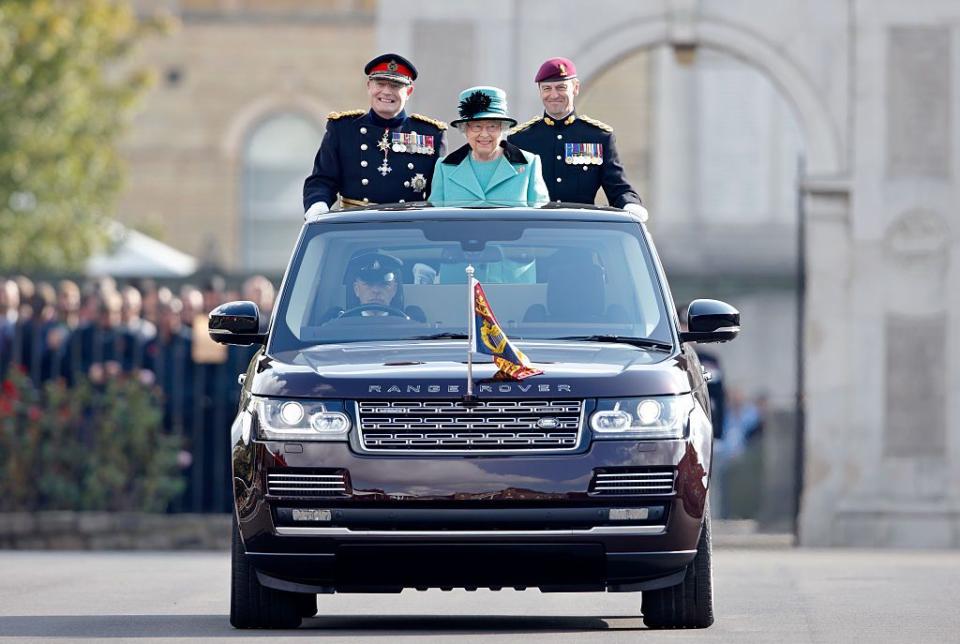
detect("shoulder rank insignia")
[509,115,541,135]
[411,114,448,130]
[327,109,365,121]
[579,115,614,132]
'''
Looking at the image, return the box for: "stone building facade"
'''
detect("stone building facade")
[121,0,377,272]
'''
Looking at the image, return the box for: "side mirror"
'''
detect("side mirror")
[209,301,267,346]
[679,299,740,344]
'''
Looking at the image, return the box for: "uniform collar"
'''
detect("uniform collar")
[367,109,407,128]
[542,111,577,127]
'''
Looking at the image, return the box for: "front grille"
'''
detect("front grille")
[267,470,349,497]
[589,468,675,496]
[357,399,584,452]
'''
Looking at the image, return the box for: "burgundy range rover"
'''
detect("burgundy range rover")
[210,205,740,629]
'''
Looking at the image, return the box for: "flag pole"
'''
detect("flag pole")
[465,264,475,401]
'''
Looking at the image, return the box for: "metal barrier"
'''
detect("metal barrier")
[1,321,253,513]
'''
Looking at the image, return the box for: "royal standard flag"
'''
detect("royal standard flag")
[470,278,543,380]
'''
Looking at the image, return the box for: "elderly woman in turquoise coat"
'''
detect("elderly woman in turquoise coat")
[429,86,549,207]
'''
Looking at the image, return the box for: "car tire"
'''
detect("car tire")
[641,507,714,629]
[297,593,318,618]
[230,515,302,629]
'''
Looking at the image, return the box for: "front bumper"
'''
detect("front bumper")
[233,438,709,592]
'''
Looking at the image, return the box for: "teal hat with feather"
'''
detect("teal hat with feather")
[450,86,517,127]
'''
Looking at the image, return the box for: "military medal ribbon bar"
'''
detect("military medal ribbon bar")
[565,143,604,165]
[391,132,435,154]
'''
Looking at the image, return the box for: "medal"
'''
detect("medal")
[377,131,390,153]
[410,173,427,192]
[378,159,392,176]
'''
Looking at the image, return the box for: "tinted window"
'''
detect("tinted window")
[270,219,671,352]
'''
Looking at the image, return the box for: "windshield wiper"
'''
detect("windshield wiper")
[410,332,469,340]
[556,335,674,351]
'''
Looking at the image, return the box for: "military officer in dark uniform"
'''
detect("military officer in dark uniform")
[507,57,648,219]
[303,53,448,219]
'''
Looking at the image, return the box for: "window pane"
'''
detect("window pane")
[242,113,323,271]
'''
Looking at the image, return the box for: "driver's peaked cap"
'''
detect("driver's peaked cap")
[346,252,404,285]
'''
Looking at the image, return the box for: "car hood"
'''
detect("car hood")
[251,340,695,398]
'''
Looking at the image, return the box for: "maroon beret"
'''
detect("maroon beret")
[535,57,577,83]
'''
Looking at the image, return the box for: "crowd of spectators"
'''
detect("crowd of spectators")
[0,273,277,512]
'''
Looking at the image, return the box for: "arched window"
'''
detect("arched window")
[242,112,323,272]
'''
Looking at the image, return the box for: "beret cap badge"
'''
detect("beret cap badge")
[458,90,493,119]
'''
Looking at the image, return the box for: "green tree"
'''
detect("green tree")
[0,0,169,272]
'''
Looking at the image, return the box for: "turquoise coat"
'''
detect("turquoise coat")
[429,141,550,207]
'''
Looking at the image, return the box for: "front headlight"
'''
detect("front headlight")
[590,394,694,439]
[253,397,351,441]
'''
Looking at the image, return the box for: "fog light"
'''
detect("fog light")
[291,509,332,522]
[609,508,649,521]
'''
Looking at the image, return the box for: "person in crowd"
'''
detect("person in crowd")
[429,86,549,207]
[43,280,82,380]
[242,275,276,332]
[137,279,160,323]
[62,289,128,380]
[21,282,58,383]
[241,275,275,315]
[180,285,204,328]
[0,278,21,376]
[507,57,646,218]
[121,285,157,342]
[201,275,227,316]
[303,53,448,218]
[120,285,157,370]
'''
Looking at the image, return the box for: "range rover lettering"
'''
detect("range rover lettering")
[212,204,740,629]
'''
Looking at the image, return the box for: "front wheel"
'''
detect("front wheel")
[230,516,302,629]
[641,508,714,629]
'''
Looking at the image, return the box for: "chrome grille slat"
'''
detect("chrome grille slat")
[357,399,584,453]
[267,472,349,497]
[589,468,676,496]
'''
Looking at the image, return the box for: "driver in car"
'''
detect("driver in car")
[320,252,426,322]
[351,253,402,315]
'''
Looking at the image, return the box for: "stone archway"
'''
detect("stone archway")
[568,17,842,178]
[556,12,850,544]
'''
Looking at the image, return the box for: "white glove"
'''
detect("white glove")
[623,203,649,222]
[304,201,330,222]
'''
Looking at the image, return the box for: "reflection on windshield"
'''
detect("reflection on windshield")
[271,220,671,352]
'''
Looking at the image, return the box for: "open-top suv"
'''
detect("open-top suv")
[211,204,740,629]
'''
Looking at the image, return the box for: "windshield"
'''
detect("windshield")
[269,218,673,352]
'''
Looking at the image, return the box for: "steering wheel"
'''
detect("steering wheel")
[339,303,410,319]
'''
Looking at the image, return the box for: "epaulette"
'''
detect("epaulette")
[411,113,448,130]
[579,114,614,132]
[509,115,541,135]
[327,109,365,121]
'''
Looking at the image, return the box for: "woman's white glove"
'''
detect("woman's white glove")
[304,201,330,222]
[623,203,649,222]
